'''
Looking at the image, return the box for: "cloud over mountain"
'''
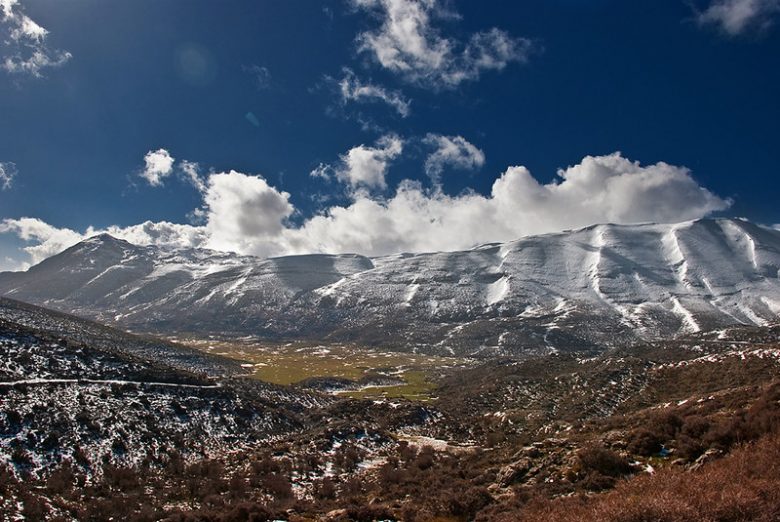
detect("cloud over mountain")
[311,134,404,191]
[1,152,731,268]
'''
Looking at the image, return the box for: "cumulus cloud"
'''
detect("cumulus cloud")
[102,221,207,250]
[0,217,84,266]
[0,161,17,189]
[201,171,295,256]
[697,0,780,35]
[139,148,175,186]
[351,0,532,88]
[423,134,484,185]
[311,134,404,190]
[139,153,207,192]
[278,153,730,256]
[1,152,732,266]
[335,68,411,117]
[0,169,295,263]
[0,0,71,77]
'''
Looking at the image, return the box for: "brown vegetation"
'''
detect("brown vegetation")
[506,433,780,522]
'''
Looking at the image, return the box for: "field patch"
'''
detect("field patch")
[183,339,470,401]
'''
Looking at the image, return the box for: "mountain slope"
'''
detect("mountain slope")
[0,298,339,479]
[1,218,779,355]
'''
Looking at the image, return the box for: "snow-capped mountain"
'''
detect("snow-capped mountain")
[1,218,779,355]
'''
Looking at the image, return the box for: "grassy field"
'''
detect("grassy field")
[183,339,470,401]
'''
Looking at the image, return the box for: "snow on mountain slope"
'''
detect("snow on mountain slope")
[1,218,779,355]
[0,298,333,477]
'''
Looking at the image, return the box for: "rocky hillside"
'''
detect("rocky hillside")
[2,299,779,521]
[0,298,333,479]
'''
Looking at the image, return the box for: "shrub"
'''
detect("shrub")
[41,431,60,452]
[74,445,91,468]
[334,444,363,473]
[251,455,280,474]
[576,446,633,491]
[314,476,337,500]
[414,446,435,471]
[578,446,632,478]
[228,474,247,496]
[675,434,706,461]
[378,460,405,486]
[514,433,780,522]
[0,465,15,495]
[21,493,49,520]
[261,473,293,500]
[345,505,395,522]
[681,416,710,439]
[219,502,276,522]
[4,409,22,426]
[447,486,493,517]
[46,463,75,494]
[627,428,664,457]
[651,410,683,440]
[112,438,127,454]
[102,464,141,492]
[11,446,32,467]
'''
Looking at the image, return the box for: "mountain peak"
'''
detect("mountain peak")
[84,233,126,244]
[73,233,141,254]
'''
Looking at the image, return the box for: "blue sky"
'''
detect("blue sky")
[1,0,779,269]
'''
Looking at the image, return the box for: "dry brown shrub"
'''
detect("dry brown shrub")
[626,428,664,456]
[515,434,780,522]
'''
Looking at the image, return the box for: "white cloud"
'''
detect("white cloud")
[102,221,207,251]
[41,152,295,260]
[0,161,16,189]
[423,134,484,185]
[140,154,207,192]
[351,0,532,88]
[0,217,207,268]
[336,68,411,117]
[697,0,780,35]
[1,152,732,266]
[309,163,332,180]
[281,153,730,256]
[312,134,404,190]
[1,0,71,77]
[179,160,207,192]
[139,149,175,186]
[0,217,84,266]
[202,171,295,257]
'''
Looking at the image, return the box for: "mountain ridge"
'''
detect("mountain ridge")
[2,217,779,355]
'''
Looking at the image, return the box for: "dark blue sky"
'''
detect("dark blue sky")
[1,0,779,268]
